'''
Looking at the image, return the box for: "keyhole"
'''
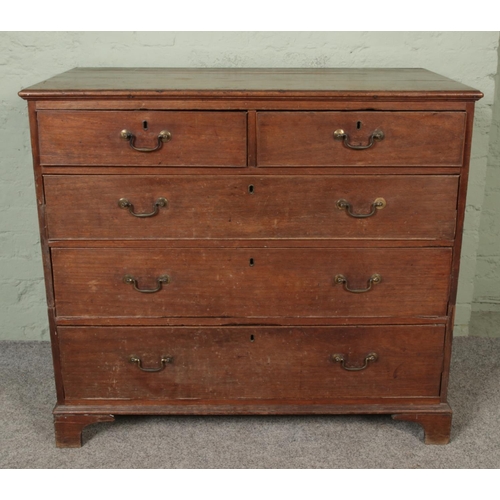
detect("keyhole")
[357,121,362,130]
[248,184,254,194]
[250,334,255,342]
[143,120,148,130]
[249,258,254,267]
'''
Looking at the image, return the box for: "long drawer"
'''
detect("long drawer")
[44,174,458,241]
[58,325,445,401]
[37,111,247,166]
[51,247,452,319]
[257,111,466,166]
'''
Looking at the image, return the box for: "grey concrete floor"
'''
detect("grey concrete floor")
[469,311,500,338]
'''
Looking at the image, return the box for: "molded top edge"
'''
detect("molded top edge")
[19,68,483,101]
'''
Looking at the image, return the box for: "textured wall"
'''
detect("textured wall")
[473,43,500,312]
[0,31,498,340]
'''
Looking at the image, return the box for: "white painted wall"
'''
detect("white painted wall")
[473,44,500,312]
[0,31,498,339]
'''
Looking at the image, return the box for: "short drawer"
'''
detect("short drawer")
[44,174,458,241]
[257,111,466,167]
[51,247,452,319]
[37,111,247,166]
[58,325,445,401]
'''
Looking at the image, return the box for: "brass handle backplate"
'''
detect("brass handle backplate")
[334,128,384,150]
[335,274,381,293]
[120,129,172,152]
[130,356,173,372]
[118,197,168,218]
[123,274,170,293]
[336,197,386,218]
[332,352,378,371]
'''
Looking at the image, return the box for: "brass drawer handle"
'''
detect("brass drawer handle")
[336,197,386,218]
[123,274,170,293]
[118,197,168,218]
[332,352,378,371]
[130,356,173,372]
[333,128,384,150]
[120,129,172,152]
[335,274,381,293]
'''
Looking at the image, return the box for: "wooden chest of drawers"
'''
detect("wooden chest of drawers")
[19,68,482,447]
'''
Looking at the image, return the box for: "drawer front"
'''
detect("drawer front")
[44,174,458,241]
[257,111,466,167]
[58,325,445,400]
[38,111,247,166]
[52,248,451,319]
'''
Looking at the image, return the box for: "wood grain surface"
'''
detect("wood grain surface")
[51,247,452,319]
[44,174,458,241]
[257,111,466,167]
[38,110,247,166]
[19,68,483,100]
[57,325,445,400]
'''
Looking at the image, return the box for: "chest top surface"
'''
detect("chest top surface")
[19,67,483,100]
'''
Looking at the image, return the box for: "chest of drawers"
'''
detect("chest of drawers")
[19,68,482,447]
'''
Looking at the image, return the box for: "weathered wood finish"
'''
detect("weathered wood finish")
[55,401,451,414]
[51,247,452,319]
[19,68,482,99]
[54,414,114,448]
[392,412,453,445]
[44,175,459,241]
[58,326,445,401]
[40,166,463,176]
[38,111,247,166]
[257,111,466,167]
[19,68,482,447]
[35,99,471,112]
[54,316,448,327]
